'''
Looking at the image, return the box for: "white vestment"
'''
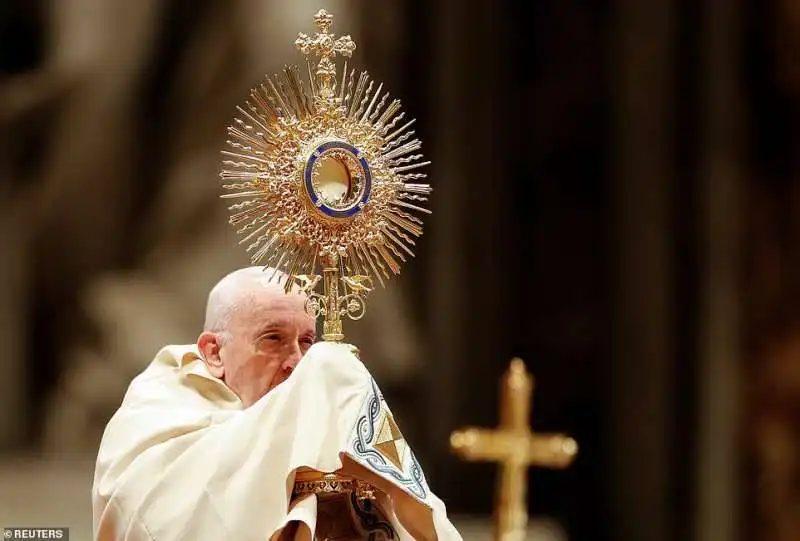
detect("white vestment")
[92,341,461,541]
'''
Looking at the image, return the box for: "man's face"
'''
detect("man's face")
[200,286,316,407]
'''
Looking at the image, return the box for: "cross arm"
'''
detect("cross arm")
[451,427,578,468]
[450,427,517,462]
[295,32,316,54]
[333,35,356,57]
[525,433,578,469]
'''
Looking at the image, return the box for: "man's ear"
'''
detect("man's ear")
[197,332,224,379]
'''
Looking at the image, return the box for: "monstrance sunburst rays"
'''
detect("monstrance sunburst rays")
[219,9,430,342]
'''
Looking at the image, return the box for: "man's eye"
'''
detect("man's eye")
[263,334,281,341]
[301,337,315,345]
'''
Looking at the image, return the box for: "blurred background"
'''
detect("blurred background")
[0,0,796,539]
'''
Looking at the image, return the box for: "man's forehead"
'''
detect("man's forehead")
[241,286,313,321]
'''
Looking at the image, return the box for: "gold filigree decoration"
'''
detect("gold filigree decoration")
[220,9,430,341]
[293,469,377,501]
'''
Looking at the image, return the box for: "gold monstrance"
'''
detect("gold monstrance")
[220,9,428,343]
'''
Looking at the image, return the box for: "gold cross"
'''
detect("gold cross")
[450,358,578,541]
[295,9,356,98]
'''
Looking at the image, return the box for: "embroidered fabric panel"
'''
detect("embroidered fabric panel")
[347,378,430,503]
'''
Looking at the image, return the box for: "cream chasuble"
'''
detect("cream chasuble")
[92,341,461,541]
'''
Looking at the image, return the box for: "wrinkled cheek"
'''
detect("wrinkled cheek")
[244,356,270,381]
[245,355,281,388]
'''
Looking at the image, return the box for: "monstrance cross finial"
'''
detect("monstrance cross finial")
[450,359,578,541]
[295,9,356,100]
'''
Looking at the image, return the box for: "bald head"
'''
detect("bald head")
[203,267,293,336]
[198,267,317,406]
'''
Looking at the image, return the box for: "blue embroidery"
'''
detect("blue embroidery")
[351,378,428,500]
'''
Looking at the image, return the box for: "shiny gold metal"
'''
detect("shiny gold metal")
[294,251,372,342]
[220,9,429,343]
[292,469,385,541]
[450,359,578,541]
[292,468,377,501]
[295,9,356,100]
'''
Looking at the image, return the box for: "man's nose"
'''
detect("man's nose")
[282,343,302,371]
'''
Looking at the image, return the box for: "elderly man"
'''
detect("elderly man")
[91,267,461,541]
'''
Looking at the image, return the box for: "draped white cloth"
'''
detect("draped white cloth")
[92,341,461,541]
